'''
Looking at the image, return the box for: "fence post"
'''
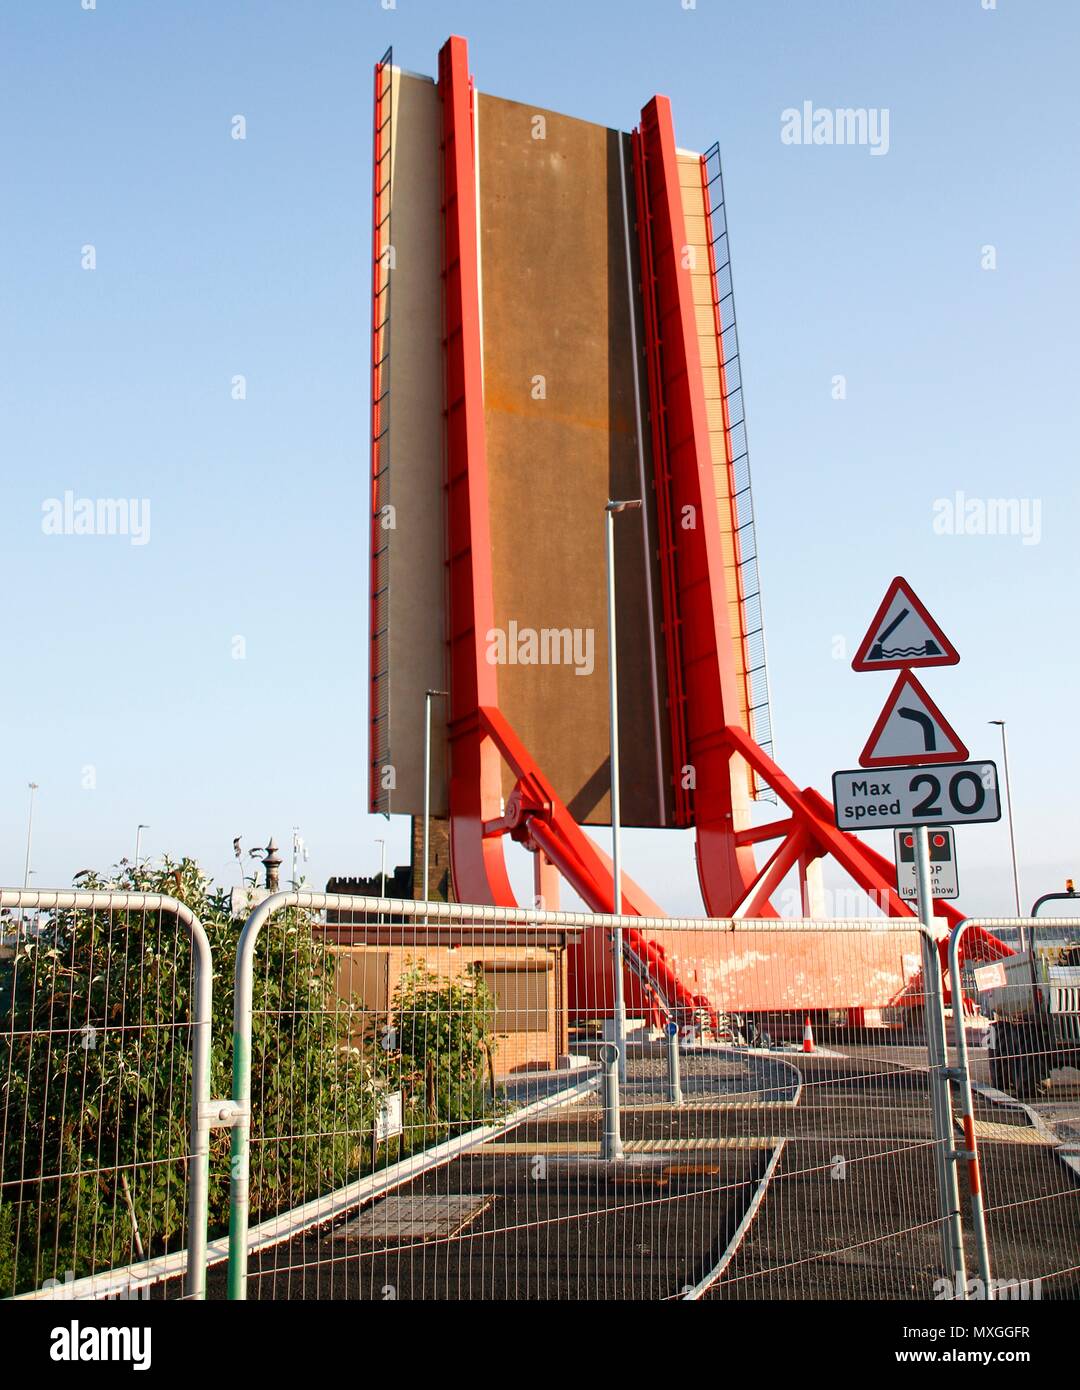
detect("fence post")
[227,890,293,1300]
[599,1043,623,1160]
[913,830,968,1296]
[665,1021,683,1105]
[183,905,215,1302]
[948,921,994,1299]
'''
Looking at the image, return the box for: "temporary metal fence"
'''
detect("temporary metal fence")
[225,895,964,1301]
[5,889,1077,1303]
[0,888,214,1300]
[950,916,1080,1302]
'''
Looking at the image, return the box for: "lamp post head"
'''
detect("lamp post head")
[606,499,642,514]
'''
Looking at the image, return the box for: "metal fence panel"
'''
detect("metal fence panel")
[951,917,1080,1302]
[19,887,1075,1302]
[0,889,213,1300]
[227,896,965,1301]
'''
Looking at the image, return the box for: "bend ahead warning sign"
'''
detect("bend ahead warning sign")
[832,761,1001,830]
[858,670,969,768]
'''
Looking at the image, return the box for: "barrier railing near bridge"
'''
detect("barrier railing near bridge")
[950,916,1080,1302]
[226,895,962,1301]
[7,887,1075,1303]
[0,889,214,1300]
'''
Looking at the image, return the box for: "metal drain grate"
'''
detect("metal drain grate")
[958,1118,1052,1145]
[337,1194,494,1242]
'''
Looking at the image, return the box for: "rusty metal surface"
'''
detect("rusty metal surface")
[478,94,672,827]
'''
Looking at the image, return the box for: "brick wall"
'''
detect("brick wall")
[329,942,568,1074]
[411,814,452,901]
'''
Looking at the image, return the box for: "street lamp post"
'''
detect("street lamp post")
[23,783,38,890]
[423,689,449,907]
[606,499,642,1087]
[375,837,387,898]
[135,824,149,871]
[989,719,1023,950]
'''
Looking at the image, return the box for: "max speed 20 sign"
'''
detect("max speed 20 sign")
[831,761,1001,830]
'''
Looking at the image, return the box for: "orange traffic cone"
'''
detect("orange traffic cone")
[802,1015,815,1054]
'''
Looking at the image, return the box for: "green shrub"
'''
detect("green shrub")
[0,858,501,1295]
[392,959,500,1128]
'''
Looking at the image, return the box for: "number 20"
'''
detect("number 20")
[910,770,986,818]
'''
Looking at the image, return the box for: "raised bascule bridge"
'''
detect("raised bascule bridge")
[367,34,1010,1035]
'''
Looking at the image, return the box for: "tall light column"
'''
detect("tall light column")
[989,719,1023,949]
[423,689,449,907]
[605,499,642,1085]
[23,783,38,889]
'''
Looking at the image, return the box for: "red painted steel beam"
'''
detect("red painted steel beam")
[738,828,811,919]
[479,705,663,917]
[725,736,1014,1001]
[726,725,915,920]
[438,36,515,906]
[477,704,716,1026]
[735,817,797,847]
[630,128,690,826]
[634,96,765,918]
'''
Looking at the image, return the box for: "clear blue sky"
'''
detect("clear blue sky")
[2,0,1077,918]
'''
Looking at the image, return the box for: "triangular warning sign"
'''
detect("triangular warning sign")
[852,577,959,672]
[858,671,969,768]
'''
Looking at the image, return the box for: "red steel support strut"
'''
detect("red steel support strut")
[634,95,766,918]
[438,35,516,907]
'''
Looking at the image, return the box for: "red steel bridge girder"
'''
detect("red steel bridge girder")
[419,41,1012,1017]
[438,35,515,908]
[633,95,764,918]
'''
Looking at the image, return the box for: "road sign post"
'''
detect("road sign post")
[912,823,968,1290]
[841,575,993,1296]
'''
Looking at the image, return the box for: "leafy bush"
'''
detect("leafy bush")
[392,960,500,1129]
[0,858,498,1295]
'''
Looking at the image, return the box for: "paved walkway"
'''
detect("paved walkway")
[202,1043,1080,1300]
